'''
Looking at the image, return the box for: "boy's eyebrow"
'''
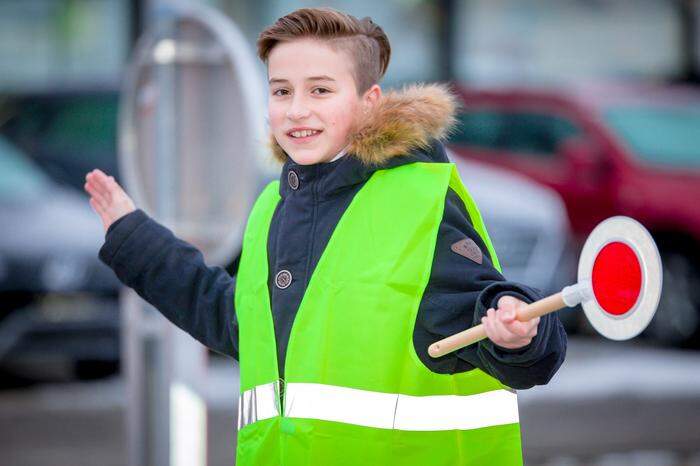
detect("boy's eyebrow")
[268,75,336,85]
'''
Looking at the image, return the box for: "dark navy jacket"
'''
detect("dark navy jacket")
[98,137,567,390]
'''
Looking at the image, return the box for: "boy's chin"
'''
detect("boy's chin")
[286,148,333,165]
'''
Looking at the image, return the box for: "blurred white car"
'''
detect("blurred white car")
[447,148,575,301]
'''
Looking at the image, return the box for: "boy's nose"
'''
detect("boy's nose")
[286,108,311,120]
[286,98,311,120]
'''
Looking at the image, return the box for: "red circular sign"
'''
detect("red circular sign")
[591,241,642,316]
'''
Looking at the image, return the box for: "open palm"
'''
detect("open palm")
[84,169,136,233]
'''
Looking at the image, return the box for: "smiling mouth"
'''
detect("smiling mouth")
[287,129,323,141]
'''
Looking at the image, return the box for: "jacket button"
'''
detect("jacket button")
[288,170,299,190]
[275,270,292,289]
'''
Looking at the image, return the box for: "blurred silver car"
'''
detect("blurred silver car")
[0,135,120,382]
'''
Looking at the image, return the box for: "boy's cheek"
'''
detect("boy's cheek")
[267,105,286,127]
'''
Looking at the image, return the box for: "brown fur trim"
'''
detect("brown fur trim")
[268,82,461,165]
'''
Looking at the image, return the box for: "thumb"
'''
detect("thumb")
[497,295,520,310]
[499,307,516,323]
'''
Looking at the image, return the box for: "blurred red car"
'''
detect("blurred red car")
[447,82,700,347]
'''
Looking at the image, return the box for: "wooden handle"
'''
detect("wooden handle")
[428,292,566,358]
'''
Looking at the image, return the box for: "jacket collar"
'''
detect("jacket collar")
[273,82,460,200]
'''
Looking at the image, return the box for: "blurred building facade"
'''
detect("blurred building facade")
[0,0,698,93]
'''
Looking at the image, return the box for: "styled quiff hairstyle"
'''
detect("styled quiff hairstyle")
[257,7,391,95]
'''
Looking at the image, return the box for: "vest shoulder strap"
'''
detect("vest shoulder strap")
[447,166,502,272]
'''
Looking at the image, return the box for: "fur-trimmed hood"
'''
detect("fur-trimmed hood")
[268,82,461,166]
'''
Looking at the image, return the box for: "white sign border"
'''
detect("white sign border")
[578,216,662,340]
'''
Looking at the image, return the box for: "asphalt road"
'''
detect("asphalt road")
[1,336,700,466]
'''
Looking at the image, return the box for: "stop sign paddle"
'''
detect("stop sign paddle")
[428,216,662,358]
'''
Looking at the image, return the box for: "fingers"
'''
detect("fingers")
[85,180,109,208]
[481,308,498,341]
[85,171,111,201]
[85,169,136,234]
[102,173,120,193]
[483,308,513,343]
[497,296,528,324]
[512,316,539,340]
[86,168,109,180]
[85,169,120,199]
[482,307,540,348]
[500,306,516,324]
[497,295,520,311]
[499,311,539,337]
[89,197,112,233]
[88,196,100,215]
[493,308,520,338]
[85,169,131,209]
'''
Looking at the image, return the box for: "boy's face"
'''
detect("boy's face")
[267,38,380,165]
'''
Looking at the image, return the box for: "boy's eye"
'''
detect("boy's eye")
[272,87,329,96]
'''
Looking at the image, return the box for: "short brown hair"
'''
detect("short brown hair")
[257,7,391,95]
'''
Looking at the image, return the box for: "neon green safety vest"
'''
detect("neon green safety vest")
[234,161,522,466]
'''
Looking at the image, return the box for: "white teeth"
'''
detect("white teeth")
[290,130,319,138]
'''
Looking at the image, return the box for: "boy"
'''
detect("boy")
[85,7,566,465]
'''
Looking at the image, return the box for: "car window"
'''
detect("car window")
[450,109,581,157]
[2,94,120,191]
[17,94,118,161]
[604,106,700,167]
[0,135,50,199]
[47,97,117,153]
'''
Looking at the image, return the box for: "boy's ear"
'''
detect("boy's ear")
[362,84,382,113]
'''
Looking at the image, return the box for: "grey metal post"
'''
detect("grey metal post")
[118,2,267,466]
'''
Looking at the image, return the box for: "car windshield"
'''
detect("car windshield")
[0,135,51,199]
[603,106,700,168]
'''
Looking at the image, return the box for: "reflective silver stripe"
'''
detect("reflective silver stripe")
[391,387,519,431]
[285,382,518,431]
[239,381,519,431]
[237,380,281,430]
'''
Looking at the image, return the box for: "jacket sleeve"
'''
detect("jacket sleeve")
[98,209,239,359]
[413,188,567,389]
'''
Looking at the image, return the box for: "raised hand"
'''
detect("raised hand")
[84,169,136,233]
[481,295,540,350]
